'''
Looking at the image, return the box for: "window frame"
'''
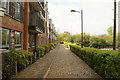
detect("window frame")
[5,2,24,22]
[14,31,22,48]
[1,27,10,49]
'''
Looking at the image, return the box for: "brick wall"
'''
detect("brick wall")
[1,15,23,32]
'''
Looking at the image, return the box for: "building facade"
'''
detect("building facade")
[0,2,24,52]
[48,19,57,43]
[0,1,57,53]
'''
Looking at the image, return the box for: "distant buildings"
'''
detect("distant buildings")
[0,1,57,53]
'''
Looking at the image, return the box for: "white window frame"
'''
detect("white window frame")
[15,31,21,47]
[1,28,10,48]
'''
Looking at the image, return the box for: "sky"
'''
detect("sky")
[47,0,120,36]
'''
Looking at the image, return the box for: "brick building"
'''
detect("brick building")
[0,1,57,52]
[0,1,57,79]
[49,19,57,43]
[0,2,24,52]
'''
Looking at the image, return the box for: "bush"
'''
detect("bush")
[3,50,33,79]
[60,41,64,44]
[43,45,51,54]
[3,42,58,80]
[64,42,76,48]
[36,42,58,57]
[69,45,120,79]
[36,47,45,57]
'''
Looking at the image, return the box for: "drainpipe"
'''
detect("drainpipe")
[23,1,29,51]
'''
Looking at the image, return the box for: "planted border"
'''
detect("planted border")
[3,42,58,80]
[63,42,120,79]
[3,50,33,80]
[69,45,120,79]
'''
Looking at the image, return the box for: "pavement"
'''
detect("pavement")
[15,44,101,79]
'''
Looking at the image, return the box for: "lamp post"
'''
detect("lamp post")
[71,10,83,48]
[113,0,116,50]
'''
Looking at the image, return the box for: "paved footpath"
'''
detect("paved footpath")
[15,44,101,78]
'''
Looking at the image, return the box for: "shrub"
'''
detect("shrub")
[43,45,50,54]
[36,42,58,56]
[36,47,45,57]
[69,45,120,79]
[64,42,76,48]
[3,50,33,79]
[3,42,58,80]
[49,43,55,49]
[60,41,64,44]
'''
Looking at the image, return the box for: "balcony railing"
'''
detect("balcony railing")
[7,2,23,22]
[29,11,45,33]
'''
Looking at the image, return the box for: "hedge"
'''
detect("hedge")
[3,42,58,80]
[3,50,33,80]
[36,42,58,57]
[69,45,120,79]
[63,42,76,48]
[36,47,45,57]
[60,41,64,44]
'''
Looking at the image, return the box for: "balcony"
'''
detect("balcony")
[29,2,45,19]
[29,11,45,34]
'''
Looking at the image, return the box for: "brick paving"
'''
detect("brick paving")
[15,44,101,78]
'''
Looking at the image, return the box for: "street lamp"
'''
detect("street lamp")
[113,0,116,50]
[71,9,84,48]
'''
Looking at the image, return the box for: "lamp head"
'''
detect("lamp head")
[71,10,76,12]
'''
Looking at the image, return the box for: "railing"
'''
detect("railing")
[36,15,45,33]
[8,2,23,22]
[29,11,45,33]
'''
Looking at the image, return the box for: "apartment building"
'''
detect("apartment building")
[49,19,57,43]
[45,2,49,44]
[0,0,54,52]
[28,1,46,51]
[0,2,24,52]
[0,1,57,79]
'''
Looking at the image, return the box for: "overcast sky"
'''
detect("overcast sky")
[48,0,119,35]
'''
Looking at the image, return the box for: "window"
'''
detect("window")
[9,2,16,17]
[32,35,35,47]
[6,2,23,21]
[15,31,21,47]
[2,28,10,48]
[40,37,45,46]
[28,34,36,48]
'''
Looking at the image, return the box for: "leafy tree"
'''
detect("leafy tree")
[90,36,99,48]
[107,26,113,36]
[83,33,90,47]
[57,32,71,42]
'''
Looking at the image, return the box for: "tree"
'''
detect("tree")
[90,36,99,48]
[107,26,113,36]
[57,32,71,42]
[83,33,90,47]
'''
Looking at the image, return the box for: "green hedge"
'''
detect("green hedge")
[70,45,120,79]
[60,41,64,44]
[64,42,76,48]
[36,42,58,57]
[36,47,45,57]
[3,50,33,79]
[3,42,58,80]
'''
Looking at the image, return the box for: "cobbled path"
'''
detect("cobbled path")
[15,44,101,78]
